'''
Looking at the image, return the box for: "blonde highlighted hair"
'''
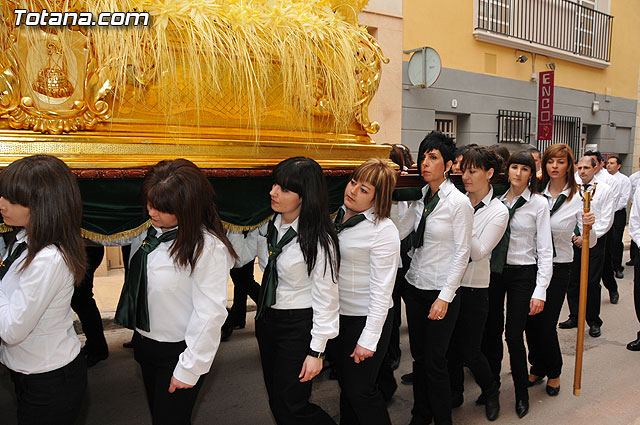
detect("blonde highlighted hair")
[351,158,397,221]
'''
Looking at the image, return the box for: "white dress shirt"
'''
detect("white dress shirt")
[542,184,596,264]
[595,168,620,209]
[396,179,473,302]
[128,225,234,386]
[257,215,339,353]
[576,179,615,239]
[0,230,81,374]
[629,171,640,204]
[628,187,640,244]
[610,171,631,211]
[227,227,259,268]
[460,189,509,288]
[337,206,400,351]
[499,189,553,301]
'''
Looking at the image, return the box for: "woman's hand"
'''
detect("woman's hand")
[582,211,595,227]
[573,235,583,248]
[168,376,194,393]
[428,298,449,321]
[299,355,323,382]
[529,298,545,315]
[350,344,375,364]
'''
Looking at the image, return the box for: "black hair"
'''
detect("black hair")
[460,146,503,174]
[0,155,87,284]
[143,159,238,271]
[584,150,603,163]
[271,157,340,280]
[609,155,621,166]
[507,150,538,193]
[417,131,456,172]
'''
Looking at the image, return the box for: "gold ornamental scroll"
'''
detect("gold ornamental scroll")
[0,0,392,169]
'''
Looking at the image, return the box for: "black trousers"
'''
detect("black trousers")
[633,243,640,326]
[71,245,108,358]
[631,240,638,263]
[447,287,497,397]
[133,332,206,425]
[612,208,627,272]
[482,265,536,401]
[10,353,87,425]
[526,262,572,379]
[227,260,261,327]
[330,312,393,425]
[602,228,620,294]
[255,308,336,425]
[405,285,460,425]
[567,238,605,327]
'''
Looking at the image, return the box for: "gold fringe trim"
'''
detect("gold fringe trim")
[0,223,14,233]
[222,215,273,232]
[81,219,152,242]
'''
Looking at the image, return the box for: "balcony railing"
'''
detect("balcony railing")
[476,0,612,62]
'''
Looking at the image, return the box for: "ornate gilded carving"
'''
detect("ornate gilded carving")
[354,34,389,134]
[0,19,112,134]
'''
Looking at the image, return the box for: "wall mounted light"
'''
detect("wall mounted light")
[516,55,528,63]
[547,62,556,70]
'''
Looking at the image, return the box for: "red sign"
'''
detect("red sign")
[537,70,554,141]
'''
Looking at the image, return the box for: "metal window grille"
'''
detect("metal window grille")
[476,0,612,62]
[537,115,582,157]
[436,116,457,139]
[497,110,531,144]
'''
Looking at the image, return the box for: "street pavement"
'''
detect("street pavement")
[2,257,640,424]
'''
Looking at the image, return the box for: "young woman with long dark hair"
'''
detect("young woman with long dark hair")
[395,131,473,425]
[525,143,595,396]
[255,156,340,425]
[107,159,237,425]
[447,147,508,421]
[0,154,88,425]
[330,158,400,425]
[481,150,553,419]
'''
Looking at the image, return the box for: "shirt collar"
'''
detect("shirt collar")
[15,228,28,244]
[421,178,455,199]
[500,187,531,202]
[152,225,177,235]
[480,187,494,206]
[274,214,299,232]
[542,183,571,198]
[338,205,376,223]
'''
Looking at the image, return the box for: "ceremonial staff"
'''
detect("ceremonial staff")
[573,182,596,396]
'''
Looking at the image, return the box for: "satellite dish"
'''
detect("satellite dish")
[406,47,442,88]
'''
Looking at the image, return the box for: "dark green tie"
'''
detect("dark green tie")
[413,188,440,249]
[548,194,567,258]
[0,242,27,279]
[114,226,178,332]
[490,196,527,273]
[334,208,366,233]
[256,219,298,320]
[473,201,485,214]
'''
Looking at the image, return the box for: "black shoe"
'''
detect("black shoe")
[221,325,233,342]
[626,260,634,266]
[559,318,578,329]
[515,399,529,418]
[485,391,500,421]
[401,372,413,385]
[615,270,624,279]
[85,351,108,368]
[389,357,400,371]
[546,385,560,396]
[589,324,601,338]
[122,340,134,349]
[610,290,620,304]
[527,374,544,387]
[626,332,640,351]
[451,392,463,408]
